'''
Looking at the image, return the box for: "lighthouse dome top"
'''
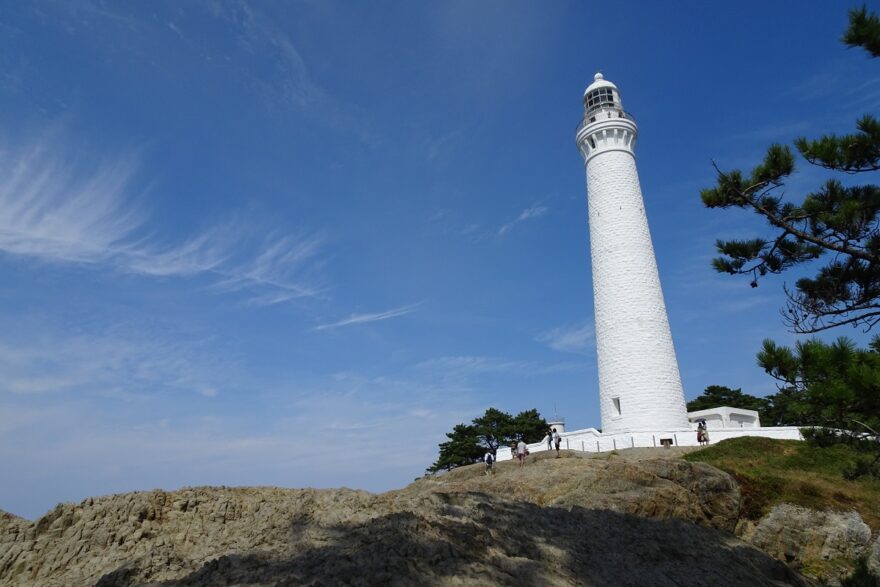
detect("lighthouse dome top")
[582,72,623,116]
[583,72,617,97]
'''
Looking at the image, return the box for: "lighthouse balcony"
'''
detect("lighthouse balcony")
[576,114,638,161]
[575,108,636,135]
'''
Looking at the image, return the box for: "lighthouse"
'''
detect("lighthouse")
[494,74,805,464]
[575,73,690,434]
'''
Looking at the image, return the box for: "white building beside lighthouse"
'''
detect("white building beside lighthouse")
[575,72,690,434]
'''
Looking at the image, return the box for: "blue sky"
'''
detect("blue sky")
[1,1,877,519]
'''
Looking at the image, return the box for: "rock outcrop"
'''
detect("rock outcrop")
[868,536,880,578]
[406,450,741,531]
[0,451,811,586]
[740,504,874,584]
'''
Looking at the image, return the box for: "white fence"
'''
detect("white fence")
[495,426,803,461]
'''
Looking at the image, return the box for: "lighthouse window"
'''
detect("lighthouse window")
[612,397,621,416]
[586,87,616,113]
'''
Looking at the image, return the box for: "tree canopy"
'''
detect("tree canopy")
[756,335,880,478]
[427,408,548,473]
[757,336,880,433]
[427,423,484,473]
[701,6,880,333]
[686,385,770,418]
[686,336,880,477]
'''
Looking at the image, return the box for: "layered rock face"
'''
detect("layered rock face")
[0,451,810,586]
[405,449,742,532]
[869,538,880,578]
[740,504,874,583]
[0,487,371,586]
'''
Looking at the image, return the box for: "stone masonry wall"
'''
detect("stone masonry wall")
[585,146,690,433]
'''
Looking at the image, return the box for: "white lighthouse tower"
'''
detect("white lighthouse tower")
[575,73,690,434]
[493,72,804,464]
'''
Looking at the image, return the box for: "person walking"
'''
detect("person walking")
[484,450,494,475]
[546,429,553,451]
[552,428,562,457]
[516,439,528,468]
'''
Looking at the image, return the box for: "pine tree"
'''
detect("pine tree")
[756,335,880,478]
[686,385,770,418]
[701,6,880,333]
[427,407,548,472]
[427,423,483,473]
[757,336,880,432]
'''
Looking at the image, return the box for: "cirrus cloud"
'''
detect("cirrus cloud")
[0,133,325,305]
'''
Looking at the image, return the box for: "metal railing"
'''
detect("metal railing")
[575,109,636,135]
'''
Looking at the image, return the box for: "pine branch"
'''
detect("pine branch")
[795,116,880,173]
[749,188,876,263]
[843,5,880,57]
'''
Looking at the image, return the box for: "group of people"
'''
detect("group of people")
[546,427,562,457]
[482,428,563,475]
[696,420,710,446]
[482,423,711,475]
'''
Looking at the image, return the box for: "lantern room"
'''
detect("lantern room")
[583,72,622,115]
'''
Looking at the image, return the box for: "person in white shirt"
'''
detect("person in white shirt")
[516,439,528,467]
[484,451,494,475]
[552,428,561,457]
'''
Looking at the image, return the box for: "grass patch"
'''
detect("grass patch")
[684,437,880,529]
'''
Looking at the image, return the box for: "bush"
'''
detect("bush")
[802,427,842,448]
[841,558,880,587]
[844,457,880,481]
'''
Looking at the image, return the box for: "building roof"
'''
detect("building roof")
[687,406,760,419]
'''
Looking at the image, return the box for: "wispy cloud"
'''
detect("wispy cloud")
[315,303,421,331]
[0,135,324,304]
[209,231,326,303]
[0,326,231,398]
[675,291,778,323]
[207,1,374,144]
[729,121,813,143]
[498,203,548,236]
[0,356,492,518]
[415,355,522,375]
[125,226,324,305]
[124,225,232,277]
[785,64,880,122]
[537,321,594,355]
[0,370,481,519]
[49,2,341,128]
[426,130,462,162]
[224,2,323,110]
[789,64,880,103]
[0,137,141,264]
[415,355,585,378]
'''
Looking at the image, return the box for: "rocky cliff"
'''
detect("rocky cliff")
[0,450,814,586]
[740,504,875,582]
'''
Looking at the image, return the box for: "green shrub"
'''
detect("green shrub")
[841,558,880,587]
